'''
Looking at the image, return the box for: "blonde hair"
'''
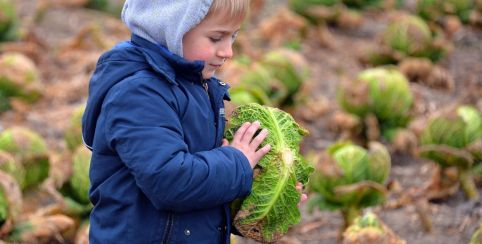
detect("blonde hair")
[207,0,250,22]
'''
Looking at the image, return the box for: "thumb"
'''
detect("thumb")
[222,139,229,146]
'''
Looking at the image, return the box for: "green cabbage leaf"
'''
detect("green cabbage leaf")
[225,103,313,243]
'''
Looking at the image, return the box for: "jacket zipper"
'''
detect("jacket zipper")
[199,72,209,93]
[214,85,228,146]
[161,212,173,244]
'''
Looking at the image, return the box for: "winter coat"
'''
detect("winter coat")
[82,34,253,244]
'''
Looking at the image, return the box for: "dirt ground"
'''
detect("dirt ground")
[2,0,482,243]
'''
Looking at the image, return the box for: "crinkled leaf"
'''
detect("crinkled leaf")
[225,103,313,243]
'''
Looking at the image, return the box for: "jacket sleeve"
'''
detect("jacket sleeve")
[102,77,253,213]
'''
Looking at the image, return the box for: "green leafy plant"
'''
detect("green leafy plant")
[308,141,390,229]
[383,15,432,57]
[417,0,474,23]
[43,146,92,235]
[342,212,406,243]
[341,0,383,9]
[367,14,449,65]
[225,103,313,243]
[85,0,125,16]
[0,0,19,41]
[0,127,50,190]
[0,150,25,188]
[292,0,362,28]
[86,0,108,11]
[238,63,288,106]
[229,86,272,106]
[51,145,93,223]
[61,145,92,207]
[226,49,309,108]
[64,104,86,152]
[289,0,340,15]
[419,105,482,200]
[0,53,43,105]
[0,186,7,226]
[0,90,10,113]
[260,49,310,106]
[337,67,413,142]
[289,0,350,26]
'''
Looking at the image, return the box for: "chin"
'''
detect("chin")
[202,72,215,80]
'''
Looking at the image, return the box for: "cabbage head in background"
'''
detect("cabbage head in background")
[342,212,406,244]
[366,13,449,65]
[0,127,50,190]
[225,103,313,243]
[337,67,413,142]
[419,105,482,200]
[64,104,85,152]
[308,141,390,229]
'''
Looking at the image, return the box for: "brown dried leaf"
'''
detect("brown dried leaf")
[17,214,75,243]
[257,7,307,48]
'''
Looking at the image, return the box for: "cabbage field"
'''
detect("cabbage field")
[1,0,482,243]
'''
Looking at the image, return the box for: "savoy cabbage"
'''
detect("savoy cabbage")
[225,103,313,243]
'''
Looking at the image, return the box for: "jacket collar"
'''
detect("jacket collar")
[207,77,231,101]
[130,34,205,85]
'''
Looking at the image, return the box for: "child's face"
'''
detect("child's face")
[183,11,242,80]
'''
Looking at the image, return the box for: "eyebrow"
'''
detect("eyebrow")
[210,29,240,35]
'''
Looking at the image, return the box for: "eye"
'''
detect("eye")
[209,37,222,43]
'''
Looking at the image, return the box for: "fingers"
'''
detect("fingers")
[298,194,308,207]
[250,128,268,150]
[240,121,261,143]
[232,122,251,143]
[301,194,308,203]
[297,182,308,207]
[296,182,303,192]
[231,121,270,169]
[221,139,229,146]
[252,144,271,163]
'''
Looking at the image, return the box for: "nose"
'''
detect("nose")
[217,40,233,60]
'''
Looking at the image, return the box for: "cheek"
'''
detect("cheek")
[183,41,215,62]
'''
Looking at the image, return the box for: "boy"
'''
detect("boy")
[81,0,271,243]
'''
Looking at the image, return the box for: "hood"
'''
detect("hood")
[121,0,213,57]
[82,35,204,150]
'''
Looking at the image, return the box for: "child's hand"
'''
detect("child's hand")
[297,182,308,207]
[222,121,270,169]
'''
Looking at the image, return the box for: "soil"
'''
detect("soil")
[2,0,482,243]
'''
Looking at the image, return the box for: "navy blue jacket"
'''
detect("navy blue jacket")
[82,35,253,244]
